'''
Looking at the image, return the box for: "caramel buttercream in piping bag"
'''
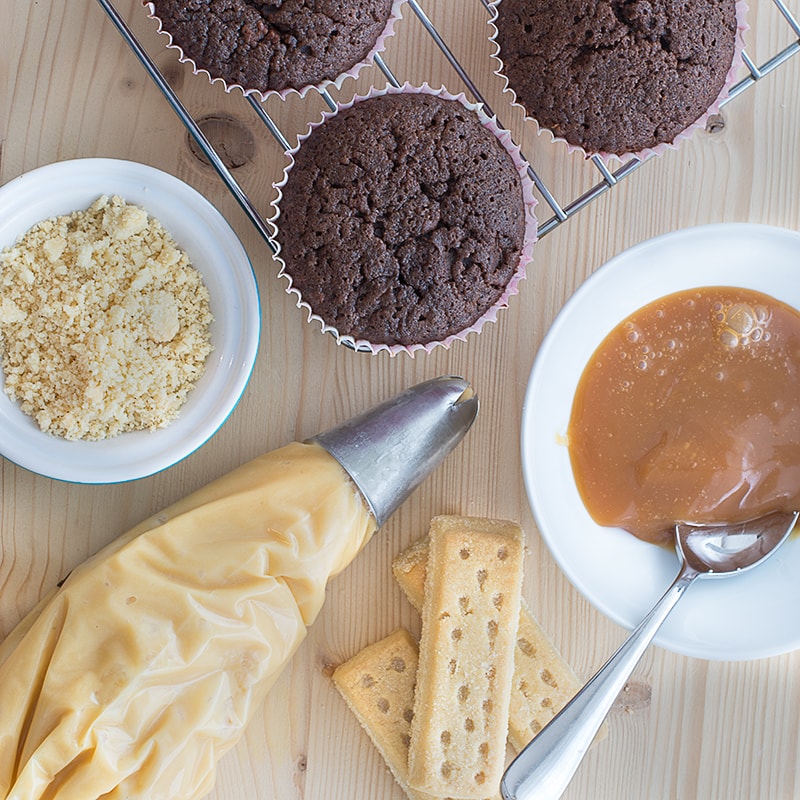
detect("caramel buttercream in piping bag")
[0,376,478,800]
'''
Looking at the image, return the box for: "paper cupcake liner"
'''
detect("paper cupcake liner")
[143,0,406,102]
[270,82,539,357]
[488,0,749,165]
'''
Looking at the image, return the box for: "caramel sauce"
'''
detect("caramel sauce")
[567,287,800,546]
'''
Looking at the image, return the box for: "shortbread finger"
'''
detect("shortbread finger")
[407,516,524,799]
[508,599,586,751]
[332,629,501,800]
[332,629,436,800]
[392,536,586,752]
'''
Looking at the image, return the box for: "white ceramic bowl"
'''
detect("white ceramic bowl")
[521,223,800,660]
[0,158,260,483]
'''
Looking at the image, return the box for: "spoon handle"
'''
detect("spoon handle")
[501,564,699,800]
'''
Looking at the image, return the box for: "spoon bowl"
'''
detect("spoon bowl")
[677,511,798,575]
[501,510,799,800]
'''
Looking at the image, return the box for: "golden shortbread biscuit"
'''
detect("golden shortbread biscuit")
[331,629,439,800]
[407,515,524,799]
[332,629,501,800]
[392,534,586,752]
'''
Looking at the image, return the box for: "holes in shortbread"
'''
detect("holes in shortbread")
[360,674,375,688]
[531,719,543,735]
[401,733,411,748]
[402,524,524,793]
[390,657,406,673]
[518,637,537,658]
[403,707,414,723]
[376,697,390,713]
[540,669,557,688]
[541,697,554,709]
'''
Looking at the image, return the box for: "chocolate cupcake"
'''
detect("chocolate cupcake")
[490,0,746,161]
[271,85,537,356]
[145,0,404,98]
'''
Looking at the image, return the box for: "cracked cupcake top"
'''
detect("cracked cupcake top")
[494,0,738,155]
[148,0,394,93]
[275,92,527,347]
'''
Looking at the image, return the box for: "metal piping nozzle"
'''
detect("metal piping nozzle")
[310,376,479,527]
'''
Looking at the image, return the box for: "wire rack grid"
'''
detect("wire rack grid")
[97,0,800,249]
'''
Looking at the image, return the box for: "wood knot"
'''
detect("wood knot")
[187,114,256,169]
[705,114,725,135]
[118,77,138,95]
[319,656,337,679]
[160,61,185,92]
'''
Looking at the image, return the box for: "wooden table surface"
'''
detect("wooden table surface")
[3,1,800,798]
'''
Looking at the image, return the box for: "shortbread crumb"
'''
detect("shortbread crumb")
[0,196,213,440]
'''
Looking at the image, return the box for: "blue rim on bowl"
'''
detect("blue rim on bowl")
[0,158,260,483]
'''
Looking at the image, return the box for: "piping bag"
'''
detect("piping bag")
[0,376,478,800]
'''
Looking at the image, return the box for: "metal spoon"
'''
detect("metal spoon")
[500,510,799,800]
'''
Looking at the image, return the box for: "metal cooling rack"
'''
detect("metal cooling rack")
[97,0,800,245]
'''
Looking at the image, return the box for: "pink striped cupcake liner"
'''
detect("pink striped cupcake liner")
[488,0,749,165]
[144,0,407,101]
[270,82,539,357]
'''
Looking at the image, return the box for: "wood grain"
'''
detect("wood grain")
[1,1,800,798]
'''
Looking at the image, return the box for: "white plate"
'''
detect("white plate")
[521,223,800,660]
[0,158,260,483]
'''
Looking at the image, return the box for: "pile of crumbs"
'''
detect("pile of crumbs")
[0,195,213,440]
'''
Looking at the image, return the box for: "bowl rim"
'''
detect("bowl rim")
[520,222,800,660]
[0,157,261,483]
